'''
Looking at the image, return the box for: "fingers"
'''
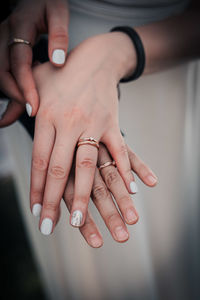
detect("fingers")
[38,129,78,235]
[102,128,137,194]
[98,143,139,225]
[9,17,39,116]
[30,117,55,219]
[70,136,99,227]
[92,168,129,242]
[47,0,69,66]
[63,173,103,248]
[126,144,158,187]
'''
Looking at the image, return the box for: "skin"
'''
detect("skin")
[31,32,152,235]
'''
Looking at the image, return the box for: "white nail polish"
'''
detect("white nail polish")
[26,103,32,117]
[52,49,65,65]
[0,99,9,120]
[130,181,138,193]
[32,203,42,217]
[71,210,83,227]
[40,218,53,235]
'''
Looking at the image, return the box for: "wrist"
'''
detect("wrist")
[105,32,137,82]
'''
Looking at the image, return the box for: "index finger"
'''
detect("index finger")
[9,24,39,116]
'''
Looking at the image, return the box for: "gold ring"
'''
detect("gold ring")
[78,137,99,144]
[77,140,99,150]
[8,38,32,48]
[98,161,116,170]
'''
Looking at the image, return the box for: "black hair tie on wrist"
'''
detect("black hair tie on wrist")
[110,26,145,83]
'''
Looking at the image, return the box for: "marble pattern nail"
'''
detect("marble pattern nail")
[71,210,83,227]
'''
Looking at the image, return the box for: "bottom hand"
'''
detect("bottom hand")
[48,142,157,248]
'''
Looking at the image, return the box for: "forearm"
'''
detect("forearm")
[136,7,200,74]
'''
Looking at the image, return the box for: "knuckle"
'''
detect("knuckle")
[118,195,131,205]
[128,150,137,161]
[37,107,53,121]
[32,156,48,171]
[50,26,68,41]
[107,213,119,224]
[31,190,41,202]
[92,184,108,201]
[43,201,57,212]
[138,164,149,177]
[77,158,95,169]
[48,165,66,179]
[105,170,119,187]
[76,195,89,205]
[118,143,128,156]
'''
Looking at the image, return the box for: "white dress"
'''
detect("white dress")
[1,0,200,299]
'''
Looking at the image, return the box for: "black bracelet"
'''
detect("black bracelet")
[110,26,145,83]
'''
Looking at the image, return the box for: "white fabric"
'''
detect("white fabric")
[1,1,200,299]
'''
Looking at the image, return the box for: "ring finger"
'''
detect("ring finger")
[92,167,129,242]
[98,143,139,225]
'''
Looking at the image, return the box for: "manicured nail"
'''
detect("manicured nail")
[26,103,32,117]
[40,218,53,235]
[0,99,9,120]
[89,234,102,248]
[52,49,65,65]
[114,226,129,241]
[32,203,42,217]
[147,175,157,185]
[71,210,83,227]
[126,208,138,223]
[130,181,138,193]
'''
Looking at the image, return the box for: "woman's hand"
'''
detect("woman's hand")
[0,0,69,126]
[35,142,157,246]
[30,32,154,235]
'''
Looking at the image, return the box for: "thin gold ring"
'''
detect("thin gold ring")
[98,161,116,171]
[77,140,99,150]
[78,137,99,144]
[8,38,32,48]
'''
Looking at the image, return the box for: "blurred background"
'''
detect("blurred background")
[1,1,200,300]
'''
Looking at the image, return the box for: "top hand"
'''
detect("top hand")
[31,31,139,232]
[0,0,69,126]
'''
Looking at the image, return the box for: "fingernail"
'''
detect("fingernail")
[89,234,102,248]
[147,175,157,185]
[71,210,83,227]
[0,99,9,120]
[126,208,138,223]
[130,181,138,193]
[114,226,129,241]
[32,203,42,217]
[26,103,32,117]
[40,218,53,235]
[52,49,65,65]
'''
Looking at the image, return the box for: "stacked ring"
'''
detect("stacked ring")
[77,137,99,150]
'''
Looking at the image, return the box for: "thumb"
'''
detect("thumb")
[47,0,69,66]
[0,100,25,128]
